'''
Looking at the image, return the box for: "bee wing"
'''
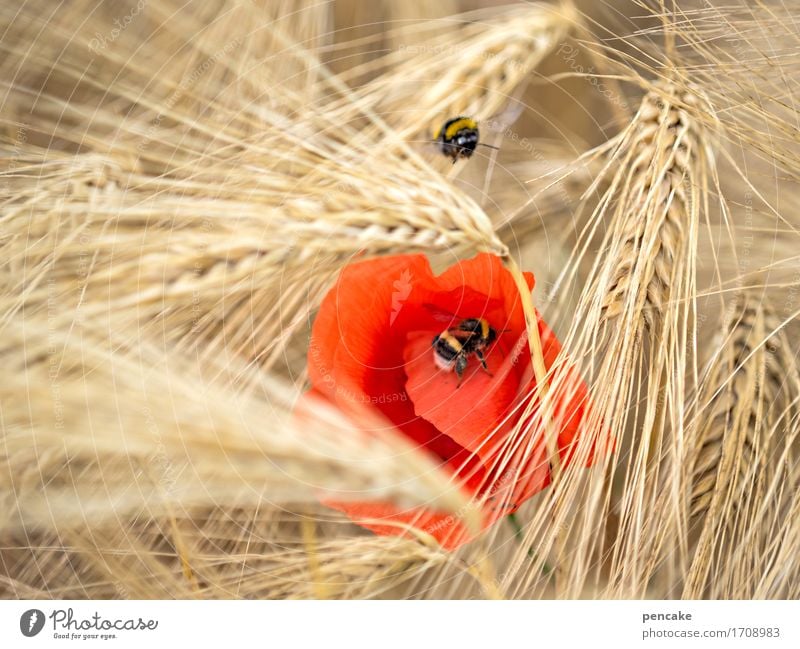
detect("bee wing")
[422,303,461,324]
[481,99,525,134]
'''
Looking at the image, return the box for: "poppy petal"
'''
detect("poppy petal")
[320,499,473,550]
[433,253,534,336]
[481,434,552,512]
[403,331,522,459]
[308,254,432,398]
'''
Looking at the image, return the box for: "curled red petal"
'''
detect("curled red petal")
[308,253,433,399]
[432,253,533,337]
[403,331,522,460]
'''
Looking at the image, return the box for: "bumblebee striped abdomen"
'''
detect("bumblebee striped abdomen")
[431,317,498,383]
[434,116,479,162]
[432,332,462,370]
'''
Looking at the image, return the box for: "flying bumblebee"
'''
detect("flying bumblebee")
[432,317,498,384]
[433,116,498,163]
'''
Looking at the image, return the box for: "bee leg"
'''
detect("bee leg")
[455,355,468,387]
[476,349,493,377]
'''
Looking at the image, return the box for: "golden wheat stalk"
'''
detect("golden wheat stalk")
[337,3,575,138]
[683,293,800,598]
[3,0,800,601]
[595,82,712,598]
[0,313,474,534]
[495,80,718,599]
[0,0,513,380]
[753,480,800,598]
[3,521,455,599]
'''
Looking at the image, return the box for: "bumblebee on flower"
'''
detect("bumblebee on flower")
[303,252,604,549]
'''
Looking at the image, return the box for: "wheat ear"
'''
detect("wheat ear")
[684,293,800,598]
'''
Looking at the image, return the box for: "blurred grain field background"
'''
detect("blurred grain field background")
[1,0,799,599]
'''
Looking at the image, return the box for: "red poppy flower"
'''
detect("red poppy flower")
[305,252,599,549]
